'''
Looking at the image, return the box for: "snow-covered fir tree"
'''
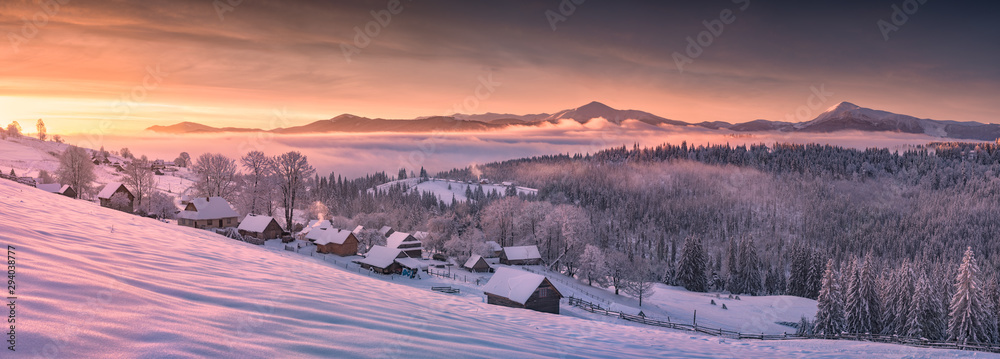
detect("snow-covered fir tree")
[882,261,915,336]
[906,272,946,340]
[845,255,881,334]
[677,236,707,292]
[947,247,996,344]
[814,259,844,336]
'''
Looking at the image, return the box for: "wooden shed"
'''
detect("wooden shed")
[98,182,134,212]
[386,232,423,258]
[482,267,562,314]
[356,245,405,274]
[237,214,283,240]
[463,254,492,273]
[312,228,359,257]
[37,183,77,199]
[500,245,542,265]
[177,197,238,229]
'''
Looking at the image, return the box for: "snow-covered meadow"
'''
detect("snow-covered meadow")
[0,179,992,358]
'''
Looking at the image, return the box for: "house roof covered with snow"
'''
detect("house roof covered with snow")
[379,226,393,236]
[482,267,552,305]
[36,183,62,193]
[301,220,332,237]
[413,231,428,240]
[394,257,428,270]
[463,254,489,269]
[352,225,364,234]
[98,182,129,199]
[178,197,238,220]
[386,232,420,249]
[502,245,541,261]
[313,228,354,246]
[238,214,278,232]
[358,245,403,268]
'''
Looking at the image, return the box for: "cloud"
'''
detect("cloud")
[62,123,950,179]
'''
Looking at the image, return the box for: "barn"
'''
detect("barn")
[482,267,563,314]
[177,197,239,229]
[37,183,77,198]
[500,245,542,265]
[356,245,405,274]
[98,182,134,212]
[463,254,492,273]
[237,214,283,240]
[387,232,423,258]
[379,226,394,237]
[312,228,359,257]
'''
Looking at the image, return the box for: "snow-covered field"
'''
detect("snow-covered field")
[1,180,992,358]
[0,137,195,200]
[370,177,537,203]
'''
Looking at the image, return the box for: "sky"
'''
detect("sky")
[1,0,999,135]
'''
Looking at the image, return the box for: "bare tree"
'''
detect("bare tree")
[271,151,315,231]
[192,153,238,199]
[55,146,95,199]
[121,158,156,213]
[240,151,273,215]
[146,191,177,219]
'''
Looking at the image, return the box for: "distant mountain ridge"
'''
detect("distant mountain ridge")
[146,101,1000,141]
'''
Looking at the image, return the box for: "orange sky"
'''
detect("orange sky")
[1,1,998,135]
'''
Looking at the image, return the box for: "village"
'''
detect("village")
[0,147,570,315]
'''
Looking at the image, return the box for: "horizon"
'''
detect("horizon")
[2,1,999,135]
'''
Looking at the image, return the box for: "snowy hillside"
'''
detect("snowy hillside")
[370,178,537,203]
[1,180,993,357]
[0,137,195,199]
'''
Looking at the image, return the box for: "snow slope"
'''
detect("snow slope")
[370,178,537,203]
[0,137,194,200]
[0,180,993,358]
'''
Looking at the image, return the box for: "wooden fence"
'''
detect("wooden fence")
[567,296,1000,353]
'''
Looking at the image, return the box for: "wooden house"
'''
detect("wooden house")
[98,182,134,212]
[177,197,239,229]
[356,245,405,274]
[463,254,492,272]
[482,267,562,314]
[379,226,394,237]
[311,228,359,256]
[37,183,76,198]
[301,219,334,241]
[237,214,283,240]
[500,245,542,265]
[386,232,423,258]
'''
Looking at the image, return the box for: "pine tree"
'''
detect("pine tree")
[726,238,741,294]
[739,237,762,295]
[882,261,915,335]
[948,247,995,344]
[907,272,945,340]
[807,252,825,299]
[677,236,707,292]
[814,259,844,336]
[845,255,881,334]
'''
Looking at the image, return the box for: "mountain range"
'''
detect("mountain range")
[146,101,1000,141]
